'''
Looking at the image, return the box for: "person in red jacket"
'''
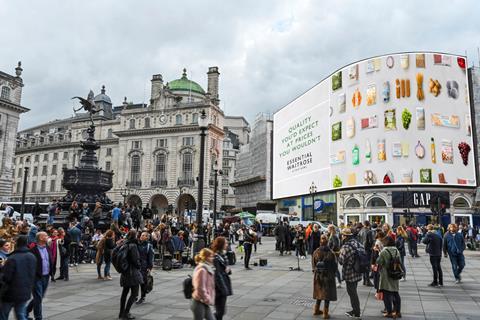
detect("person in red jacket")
[406,223,420,258]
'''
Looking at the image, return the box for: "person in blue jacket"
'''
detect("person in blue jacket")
[443,224,465,284]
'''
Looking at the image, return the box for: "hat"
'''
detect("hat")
[341,228,353,236]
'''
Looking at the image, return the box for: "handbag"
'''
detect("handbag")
[145,274,154,293]
[375,291,384,301]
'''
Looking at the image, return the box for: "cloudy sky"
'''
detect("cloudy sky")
[1,0,480,129]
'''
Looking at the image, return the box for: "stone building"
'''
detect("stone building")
[0,62,29,201]
[12,67,249,214]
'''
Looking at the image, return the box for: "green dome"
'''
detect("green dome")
[168,68,205,94]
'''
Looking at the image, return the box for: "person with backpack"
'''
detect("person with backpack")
[422,224,443,287]
[443,223,466,284]
[338,228,365,319]
[377,236,403,318]
[312,234,337,318]
[212,237,232,320]
[117,230,143,320]
[136,231,154,304]
[191,248,216,320]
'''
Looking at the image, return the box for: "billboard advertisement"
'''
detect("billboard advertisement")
[273,52,475,199]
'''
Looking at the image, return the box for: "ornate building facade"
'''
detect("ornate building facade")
[0,62,29,201]
[11,67,249,214]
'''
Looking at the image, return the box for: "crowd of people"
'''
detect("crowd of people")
[0,200,475,320]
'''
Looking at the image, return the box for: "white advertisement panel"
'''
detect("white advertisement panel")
[273,52,475,199]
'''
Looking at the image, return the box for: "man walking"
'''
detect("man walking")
[406,223,419,258]
[27,231,53,320]
[68,222,81,266]
[112,203,121,227]
[358,221,374,287]
[443,224,466,284]
[422,224,443,287]
[0,235,36,320]
[136,232,154,304]
[338,228,363,319]
[273,222,287,256]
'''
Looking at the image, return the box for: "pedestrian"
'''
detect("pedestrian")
[360,221,375,287]
[48,229,60,282]
[338,228,363,319]
[142,204,153,225]
[273,222,287,256]
[95,230,115,280]
[395,226,407,281]
[256,220,263,245]
[422,224,443,287]
[112,203,122,227]
[55,227,70,281]
[68,221,81,266]
[382,223,396,240]
[119,230,144,320]
[406,223,419,258]
[327,224,342,288]
[92,202,102,229]
[136,231,154,304]
[191,248,216,320]
[27,231,54,320]
[377,236,402,318]
[312,234,337,318]
[443,223,465,284]
[47,200,57,225]
[0,238,11,260]
[295,224,306,259]
[0,235,37,320]
[308,224,322,256]
[211,237,233,320]
[242,226,256,270]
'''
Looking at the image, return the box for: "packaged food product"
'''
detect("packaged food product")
[332,71,342,91]
[330,151,346,165]
[365,139,372,163]
[401,79,405,98]
[352,144,360,165]
[446,80,459,99]
[441,140,453,164]
[395,79,401,99]
[430,113,460,128]
[366,60,375,73]
[386,56,394,68]
[383,171,394,184]
[406,79,410,97]
[364,170,377,184]
[377,139,386,161]
[434,54,451,66]
[415,140,425,159]
[420,168,432,183]
[347,173,356,186]
[384,109,396,130]
[458,142,471,166]
[401,169,413,183]
[402,108,412,130]
[401,142,409,157]
[416,107,425,130]
[366,84,376,106]
[374,58,381,71]
[348,64,358,81]
[458,57,466,69]
[338,93,346,113]
[392,142,402,157]
[466,114,472,136]
[333,175,342,188]
[416,54,426,68]
[438,173,447,184]
[346,117,355,138]
[431,138,436,164]
[400,54,409,69]
[429,78,441,97]
[331,122,342,141]
[361,115,378,130]
[416,73,424,101]
[352,88,362,108]
[382,81,390,103]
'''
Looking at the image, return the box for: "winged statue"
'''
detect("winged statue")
[72,90,104,125]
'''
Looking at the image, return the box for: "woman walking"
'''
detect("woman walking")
[377,236,402,318]
[395,226,407,281]
[295,225,306,259]
[327,224,342,288]
[211,237,232,320]
[312,234,337,318]
[191,248,216,320]
[96,230,115,280]
[308,224,322,256]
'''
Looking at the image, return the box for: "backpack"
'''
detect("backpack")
[386,249,404,280]
[349,242,370,274]
[111,243,129,274]
[183,275,193,299]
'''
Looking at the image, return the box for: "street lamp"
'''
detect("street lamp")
[195,109,208,252]
[20,156,30,220]
[309,181,317,221]
[213,160,223,235]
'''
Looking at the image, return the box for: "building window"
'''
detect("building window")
[62,163,67,169]
[63,152,68,160]
[182,152,193,179]
[58,134,64,141]
[222,159,229,167]
[1,86,11,100]
[51,165,57,175]
[33,166,38,175]
[223,169,230,176]
[17,168,22,178]
[155,153,166,182]
[366,197,387,208]
[156,139,167,148]
[41,166,47,176]
[222,189,228,195]
[48,135,54,143]
[31,181,37,193]
[50,180,56,192]
[16,182,21,193]
[176,114,182,125]
[19,157,23,164]
[144,117,151,128]
[130,155,141,184]
[43,154,49,161]
[105,161,111,171]
[222,179,229,187]
[129,118,136,129]
[192,113,198,124]
[132,141,142,149]
[223,151,228,157]
[345,198,361,208]
[106,148,112,156]
[40,181,46,192]
[34,155,39,162]
[182,137,194,146]
[107,128,113,138]
[453,197,469,208]
[53,152,58,160]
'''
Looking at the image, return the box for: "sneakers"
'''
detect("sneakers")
[336,282,342,288]
[135,297,145,305]
[345,310,361,319]
[97,276,104,280]
[428,282,438,287]
[455,279,461,284]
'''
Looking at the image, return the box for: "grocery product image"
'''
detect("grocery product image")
[401,79,405,98]
[382,81,390,103]
[346,117,355,138]
[446,80,459,99]
[332,71,342,91]
[352,88,362,108]
[386,56,394,68]
[383,171,394,183]
[338,93,346,113]
[431,113,460,128]
[420,168,432,183]
[441,140,453,164]
[330,150,346,164]
[416,107,425,130]
[429,78,442,97]
[374,58,381,71]
[401,142,409,157]
[361,115,378,129]
[415,140,425,159]
[400,54,409,69]
[352,144,360,165]
[377,139,386,161]
[457,57,466,69]
[366,59,375,73]
[333,175,342,188]
[364,170,377,184]
[401,169,413,183]
[466,114,472,136]
[348,64,359,82]
[416,73,424,101]
[416,54,426,68]
[365,139,372,163]
[434,54,451,66]
[431,138,436,164]
[347,173,356,186]
[332,122,342,141]
[458,142,471,166]
[384,109,396,130]
[402,108,412,130]
[395,79,401,99]
[366,84,376,106]
[392,142,402,157]
[438,173,447,184]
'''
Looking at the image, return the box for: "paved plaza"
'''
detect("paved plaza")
[29,237,480,320]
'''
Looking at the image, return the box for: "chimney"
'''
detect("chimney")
[150,74,163,102]
[207,67,220,105]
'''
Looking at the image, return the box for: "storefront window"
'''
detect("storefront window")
[453,197,469,208]
[366,197,387,208]
[345,198,361,208]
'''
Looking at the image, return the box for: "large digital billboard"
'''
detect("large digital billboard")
[273,52,475,199]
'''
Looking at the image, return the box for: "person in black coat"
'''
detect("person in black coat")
[212,236,232,320]
[136,232,154,304]
[308,224,322,255]
[422,224,443,287]
[119,230,144,320]
[0,235,36,319]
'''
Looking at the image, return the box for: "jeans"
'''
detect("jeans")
[243,242,252,268]
[69,243,79,264]
[191,299,214,320]
[400,255,406,277]
[409,241,418,257]
[430,256,443,285]
[0,301,27,320]
[214,295,227,320]
[120,285,139,316]
[345,281,360,316]
[96,257,103,277]
[104,261,111,276]
[449,254,465,280]
[47,215,54,225]
[383,290,401,314]
[27,275,49,320]
[278,240,286,254]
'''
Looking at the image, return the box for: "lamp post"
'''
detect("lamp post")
[195,109,208,252]
[309,181,317,221]
[20,156,30,221]
[213,160,223,234]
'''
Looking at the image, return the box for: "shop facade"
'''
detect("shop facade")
[337,187,478,228]
[276,192,337,223]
